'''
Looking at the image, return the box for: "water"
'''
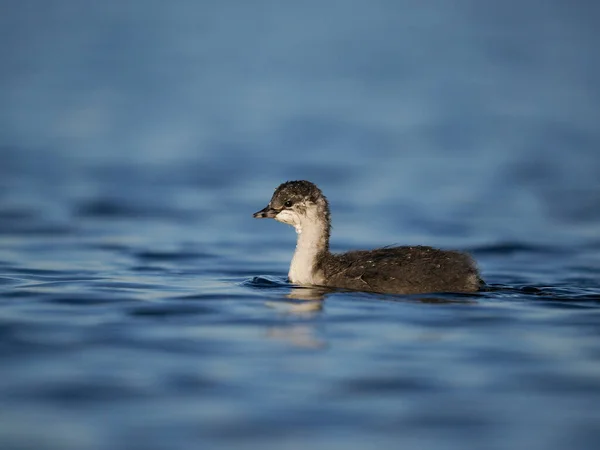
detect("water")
[2,1,600,449]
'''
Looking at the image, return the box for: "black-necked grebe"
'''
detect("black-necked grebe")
[253,180,483,295]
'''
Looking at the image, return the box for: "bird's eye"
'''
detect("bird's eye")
[284,200,293,208]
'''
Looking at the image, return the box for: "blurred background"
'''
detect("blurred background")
[2,0,599,246]
[1,1,600,450]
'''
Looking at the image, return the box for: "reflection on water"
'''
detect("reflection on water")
[286,286,330,301]
[266,324,326,349]
[409,294,479,305]
[263,288,326,344]
[265,298,323,314]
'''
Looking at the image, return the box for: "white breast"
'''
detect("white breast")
[289,249,318,284]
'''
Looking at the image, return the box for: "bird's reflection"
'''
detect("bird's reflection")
[408,294,479,304]
[262,286,479,348]
[264,287,330,348]
[266,324,326,349]
[286,286,330,301]
[264,286,330,313]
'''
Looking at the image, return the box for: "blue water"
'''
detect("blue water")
[2,1,600,449]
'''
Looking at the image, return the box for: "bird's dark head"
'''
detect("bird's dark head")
[253,180,329,230]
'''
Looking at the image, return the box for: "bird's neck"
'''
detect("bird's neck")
[288,202,330,285]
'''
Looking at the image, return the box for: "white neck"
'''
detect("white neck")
[288,211,328,286]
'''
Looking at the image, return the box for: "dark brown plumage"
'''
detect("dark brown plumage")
[318,246,482,294]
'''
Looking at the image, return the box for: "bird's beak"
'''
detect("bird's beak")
[253,205,278,219]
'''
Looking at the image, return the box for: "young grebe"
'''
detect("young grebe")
[253,180,483,295]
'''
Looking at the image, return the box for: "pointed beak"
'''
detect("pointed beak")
[253,205,278,219]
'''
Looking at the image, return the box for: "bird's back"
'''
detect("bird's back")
[318,245,482,294]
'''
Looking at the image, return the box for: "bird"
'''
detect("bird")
[253,180,484,295]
